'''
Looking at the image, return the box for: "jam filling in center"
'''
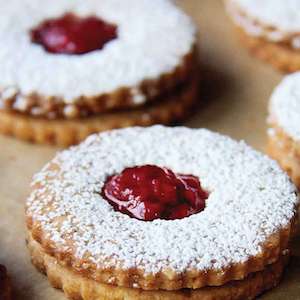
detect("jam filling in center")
[102,165,208,221]
[31,13,117,55]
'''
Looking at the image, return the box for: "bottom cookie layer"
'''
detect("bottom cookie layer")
[28,235,288,300]
[0,77,199,147]
[236,27,300,73]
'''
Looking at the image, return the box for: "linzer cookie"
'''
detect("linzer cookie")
[268,72,300,188]
[0,0,198,145]
[0,265,11,300]
[225,0,300,72]
[26,126,299,299]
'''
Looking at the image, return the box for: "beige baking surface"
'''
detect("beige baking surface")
[0,0,299,299]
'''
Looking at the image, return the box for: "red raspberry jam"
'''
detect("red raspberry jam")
[31,13,117,55]
[102,165,208,221]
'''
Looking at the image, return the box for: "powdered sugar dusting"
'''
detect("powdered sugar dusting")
[0,0,196,103]
[226,0,300,45]
[270,72,300,141]
[26,126,298,274]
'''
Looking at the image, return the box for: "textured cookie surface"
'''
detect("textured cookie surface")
[235,28,300,73]
[268,72,300,188]
[28,234,289,300]
[0,0,196,107]
[225,1,300,72]
[26,126,299,289]
[0,76,199,146]
[227,0,300,34]
[267,125,300,189]
[225,0,300,53]
[270,72,300,141]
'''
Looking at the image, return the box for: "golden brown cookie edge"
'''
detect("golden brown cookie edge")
[1,46,199,119]
[0,74,200,146]
[27,233,289,300]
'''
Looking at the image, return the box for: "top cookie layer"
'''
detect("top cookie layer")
[26,126,298,279]
[0,0,196,103]
[270,72,300,141]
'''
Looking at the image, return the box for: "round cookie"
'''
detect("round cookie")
[268,71,300,188]
[0,0,197,118]
[26,126,299,296]
[225,0,300,72]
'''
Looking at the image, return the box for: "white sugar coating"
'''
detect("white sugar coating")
[227,0,300,44]
[270,72,300,141]
[27,126,299,274]
[229,0,300,33]
[0,0,196,103]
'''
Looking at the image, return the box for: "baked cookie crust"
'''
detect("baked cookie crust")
[268,123,300,188]
[27,234,289,300]
[0,75,199,146]
[267,127,300,237]
[224,0,300,72]
[26,126,298,290]
[237,28,300,73]
[26,222,295,291]
[0,47,198,119]
[0,0,197,118]
[267,71,300,191]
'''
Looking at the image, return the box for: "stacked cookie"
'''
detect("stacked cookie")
[26,126,299,300]
[224,0,300,192]
[268,72,300,188]
[0,0,198,146]
[0,1,299,300]
[225,0,300,72]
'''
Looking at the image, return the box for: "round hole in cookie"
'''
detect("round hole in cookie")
[30,13,117,55]
[102,165,209,221]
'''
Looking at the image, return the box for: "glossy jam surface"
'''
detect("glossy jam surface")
[102,165,208,221]
[31,13,117,55]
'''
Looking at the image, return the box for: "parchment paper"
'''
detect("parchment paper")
[0,0,299,299]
